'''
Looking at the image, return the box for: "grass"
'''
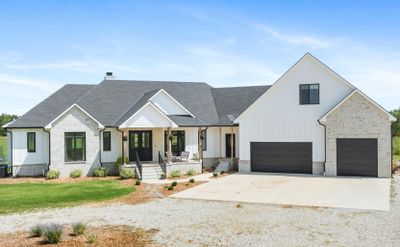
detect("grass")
[0,180,135,214]
[393,136,400,163]
[0,136,7,163]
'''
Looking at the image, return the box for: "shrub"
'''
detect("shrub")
[135,180,141,185]
[160,173,166,179]
[46,170,60,179]
[167,185,174,191]
[220,170,225,174]
[170,170,181,178]
[44,224,63,244]
[93,167,108,177]
[120,168,134,179]
[116,156,129,165]
[171,181,177,186]
[189,178,195,183]
[30,224,44,237]
[87,234,97,244]
[72,222,86,236]
[186,169,196,176]
[69,169,82,178]
[213,172,218,177]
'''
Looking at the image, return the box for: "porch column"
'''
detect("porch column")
[219,127,222,159]
[230,126,234,162]
[198,127,203,161]
[167,127,172,164]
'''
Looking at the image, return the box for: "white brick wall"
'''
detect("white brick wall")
[49,106,101,177]
[324,92,392,178]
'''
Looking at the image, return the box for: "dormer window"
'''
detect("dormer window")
[300,84,319,105]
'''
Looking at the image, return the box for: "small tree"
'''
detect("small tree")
[390,108,400,136]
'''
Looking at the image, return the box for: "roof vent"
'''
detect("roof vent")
[104,72,115,80]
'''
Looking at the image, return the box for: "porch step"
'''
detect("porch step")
[140,165,163,180]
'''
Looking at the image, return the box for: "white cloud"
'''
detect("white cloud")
[6,61,91,72]
[0,74,60,92]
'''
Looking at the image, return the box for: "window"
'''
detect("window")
[164,130,185,156]
[201,129,207,151]
[103,131,111,151]
[300,84,319,104]
[27,132,36,152]
[65,132,86,162]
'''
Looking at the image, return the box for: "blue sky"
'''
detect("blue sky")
[1,0,400,115]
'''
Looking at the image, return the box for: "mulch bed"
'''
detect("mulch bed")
[0,225,158,247]
[160,181,206,196]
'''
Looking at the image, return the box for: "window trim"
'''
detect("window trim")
[27,132,36,153]
[201,129,207,151]
[103,131,111,151]
[299,83,320,105]
[64,132,86,163]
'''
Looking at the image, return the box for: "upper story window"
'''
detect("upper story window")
[65,132,86,162]
[103,131,111,151]
[201,129,207,151]
[300,84,320,105]
[27,132,36,153]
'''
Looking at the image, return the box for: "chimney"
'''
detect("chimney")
[104,71,115,80]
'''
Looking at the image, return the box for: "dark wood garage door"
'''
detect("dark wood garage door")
[250,142,312,174]
[337,138,378,177]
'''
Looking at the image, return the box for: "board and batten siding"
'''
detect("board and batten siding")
[150,90,189,115]
[10,128,49,165]
[236,55,354,173]
[100,128,122,163]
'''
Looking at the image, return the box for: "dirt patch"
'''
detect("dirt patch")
[160,181,206,196]
[0,225,158,247]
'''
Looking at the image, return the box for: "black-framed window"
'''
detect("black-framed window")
[103,131,111,151]
[164,130,185,156]
[201,129,207,151]
[300,84,320,104]
[27,132,36,153]
[65,132,86,162]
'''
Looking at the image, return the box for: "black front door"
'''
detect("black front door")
[226,134,236,158]
[129,131,152,162]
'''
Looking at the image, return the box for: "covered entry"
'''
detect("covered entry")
[336,138,378,177]
[250,142,312,174]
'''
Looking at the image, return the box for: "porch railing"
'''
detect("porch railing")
[158,151,167,175]
[135,151,142,180]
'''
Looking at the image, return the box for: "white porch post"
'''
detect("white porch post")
[198,127,203,161]
[231,126,234,162]
[219,126,222,159]
[167,127,172,164]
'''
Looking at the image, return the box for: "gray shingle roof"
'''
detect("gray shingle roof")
[211,85,271,125]
[7,84,96,128]
[7,80,270,128]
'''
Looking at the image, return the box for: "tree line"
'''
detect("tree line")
[0,113,19,136]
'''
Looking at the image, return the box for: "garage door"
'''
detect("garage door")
[337,138,378,177]
[250,142,312,174]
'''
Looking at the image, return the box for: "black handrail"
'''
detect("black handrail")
[135,151,142,180]
[158,151,167,175]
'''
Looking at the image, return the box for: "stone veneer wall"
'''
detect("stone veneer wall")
[324,92,392,178]
[50,106,101,178]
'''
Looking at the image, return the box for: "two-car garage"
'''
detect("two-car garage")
[250,139,379,177]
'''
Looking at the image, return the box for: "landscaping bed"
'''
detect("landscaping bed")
[0,224,157,247]
[161,181,206,196]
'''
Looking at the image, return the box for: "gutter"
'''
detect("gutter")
[317,120,327,174]
[42,128,51,173]
[6,129,13,176]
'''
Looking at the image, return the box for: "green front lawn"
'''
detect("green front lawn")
[0,180,135,214]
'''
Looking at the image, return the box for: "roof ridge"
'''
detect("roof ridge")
[103,79,210,85]
[74,84,99,104]
[112,89,160,126]
[213,85,271,89]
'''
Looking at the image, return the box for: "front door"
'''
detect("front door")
[225,134,236,158]
[129,131,152,162]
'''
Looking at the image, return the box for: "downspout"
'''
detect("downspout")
[317,120,327,174]
[42,128,51,173]
[6,129,13,176]
[99,127,106,167]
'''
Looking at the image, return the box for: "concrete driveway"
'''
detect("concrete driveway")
[170,173,391,211]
